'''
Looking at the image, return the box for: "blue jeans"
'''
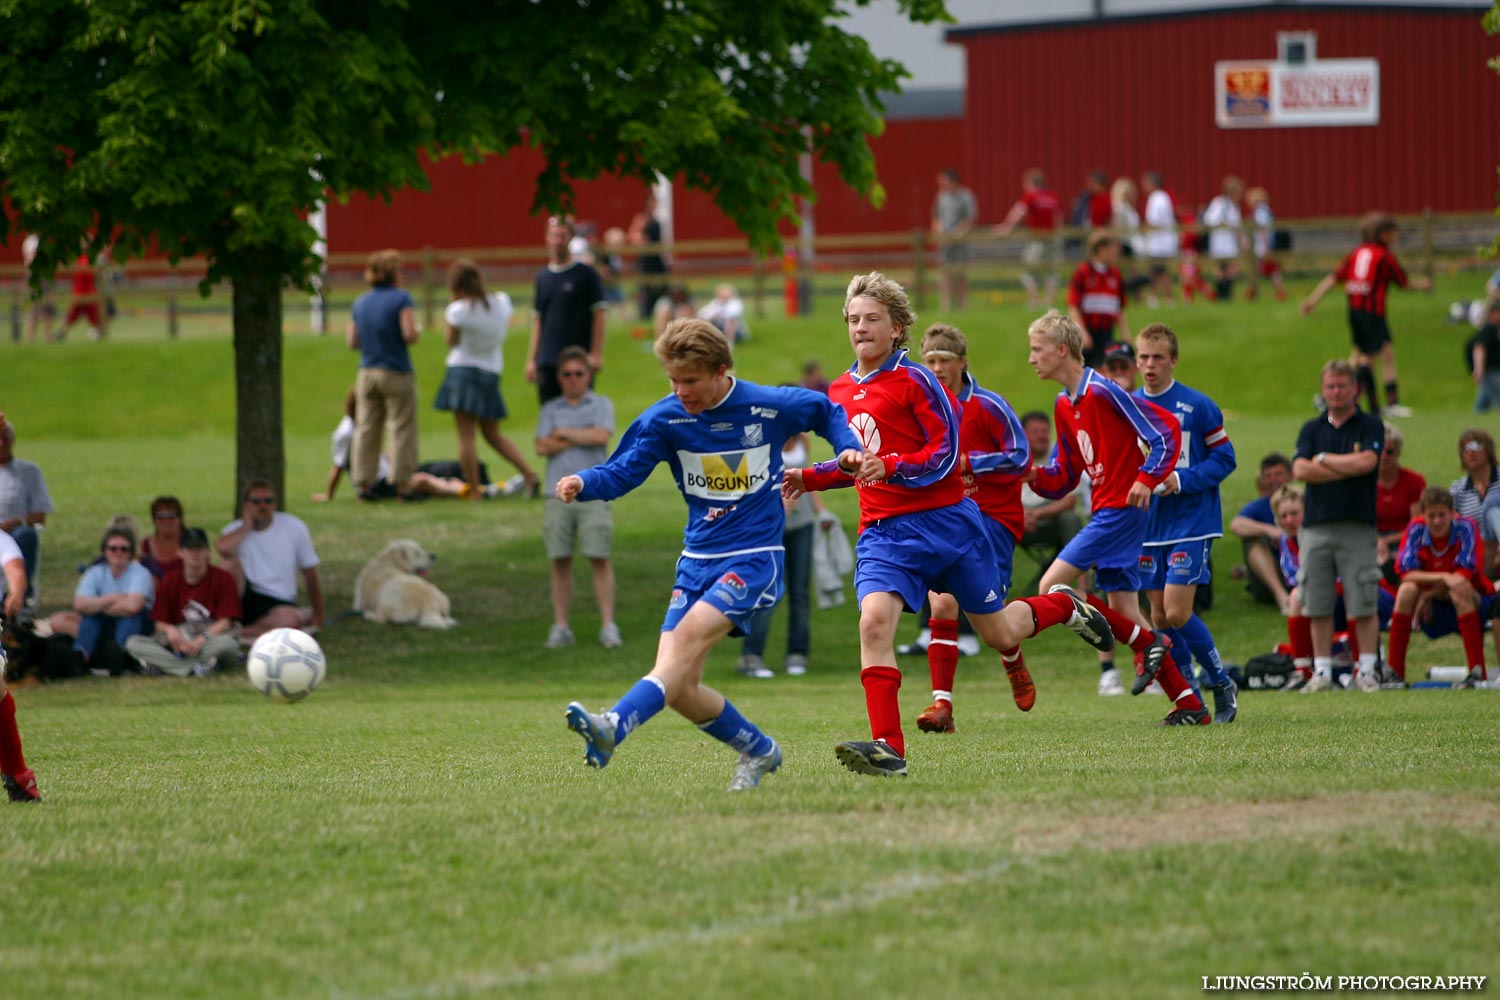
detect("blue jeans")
[1475,371,1500,412]
[75,611,149,661]
[7,525,38,599]
[742,523,813,659]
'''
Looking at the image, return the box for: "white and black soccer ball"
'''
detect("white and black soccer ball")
[246,627,326,702]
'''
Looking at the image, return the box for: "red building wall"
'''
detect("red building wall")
[955,6,1500,222]
[325,116,963,254]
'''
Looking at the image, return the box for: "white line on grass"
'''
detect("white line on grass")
[334,857,1030,1000]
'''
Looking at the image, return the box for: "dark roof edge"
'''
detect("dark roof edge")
[946,3,1491,40]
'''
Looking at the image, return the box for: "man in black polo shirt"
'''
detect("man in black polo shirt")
[1292,359,1386,692]
[526,216,608,405]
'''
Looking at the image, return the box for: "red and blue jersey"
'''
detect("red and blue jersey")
[1396,514,1491,593]
[1135,379,1236,545]
[578,379,860,558]
[1278,533,1300,589]
[956,371,1029,541]
[802,348,964,530]
[1032,368,1180,514]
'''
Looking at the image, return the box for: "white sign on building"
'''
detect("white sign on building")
[1215,58,1380,128]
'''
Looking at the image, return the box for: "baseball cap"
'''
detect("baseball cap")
[180,526,210,549]
[1102,342,1135,366]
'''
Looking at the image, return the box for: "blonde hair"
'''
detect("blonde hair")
[844,272,915,350]
[1028,310,1084,363]
[1272,485,1304,514]
[364,249,402,286]
[1136,322,1179,360]
[655,318,733,373]
[919,323,967,361]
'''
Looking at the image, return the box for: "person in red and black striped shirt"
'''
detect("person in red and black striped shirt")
[1301,214,1431,417]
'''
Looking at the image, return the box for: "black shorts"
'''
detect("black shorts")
[242,584,294,625]
[1082,329,1117,370]
[1348,309,1391,355]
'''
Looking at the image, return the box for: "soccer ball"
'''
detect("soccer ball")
[246,628,326,702]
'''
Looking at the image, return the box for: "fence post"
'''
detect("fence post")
[1422,208,1434,294]
[912,230,928,313]
[422,246,437,332]
[10,291,20,343]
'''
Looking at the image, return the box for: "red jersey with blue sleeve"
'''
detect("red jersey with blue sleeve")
[1031,369,1180,513]
[801,349,964,529]
[956,371,1029,541]
[1334,242,1409,316]
[1067,261,1125,335]
[1396,514,1492,593]
[1278,533,1299,589]
[577,379,861,557]
[1136,379,1236,544]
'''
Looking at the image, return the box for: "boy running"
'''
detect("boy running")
[1301,213,1431,417]
[561,319,864,791]
[1133,323,1240,722]
[1028,312,1211,725]
[785,274,1113,778]
[913,323,1033,734]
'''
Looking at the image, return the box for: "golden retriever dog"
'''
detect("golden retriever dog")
[354,539,456,629]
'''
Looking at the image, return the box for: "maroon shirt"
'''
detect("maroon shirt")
[151,565,242,626]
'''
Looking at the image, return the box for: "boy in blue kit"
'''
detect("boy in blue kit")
[1133,324,1241,722]
[560,319,864,791]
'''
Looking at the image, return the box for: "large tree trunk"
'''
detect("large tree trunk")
[231,253,285,517]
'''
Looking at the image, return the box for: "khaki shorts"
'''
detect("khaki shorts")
[1297,522,1381,619]
[1021,238,1060,268]
[544,498,613,560]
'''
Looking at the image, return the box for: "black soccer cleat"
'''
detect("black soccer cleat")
[1158,706,1211,727]
[1047,585,1114,652]
[833,739,909,777]
[1132,633,1169,696]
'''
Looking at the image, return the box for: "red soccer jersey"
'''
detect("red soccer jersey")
[803,350,965,530]
[1032,370,1180,513]
[1067,261,1125,334]
[1334,242,1409,316]
[151,565,243,626]
[956,373,1029,541]
[1088,191,1113,228]
[1396,514,1492,593]
[1020,189,1062,231]
[71,255,96,296]
[1375,467,1427,536]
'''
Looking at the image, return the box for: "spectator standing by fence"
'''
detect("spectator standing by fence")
[993,169,1063,310]
[629,193,671,322]
[931,169,978,313]
[348,249,420,501]
[527,216,607,406]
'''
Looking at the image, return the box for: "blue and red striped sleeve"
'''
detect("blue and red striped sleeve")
[1093,378,1180,489]
[881,362,959,487]
[966,389,1030,480]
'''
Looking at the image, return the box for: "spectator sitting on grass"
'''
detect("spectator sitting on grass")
[72,525,153,672]
[1229,452,1293,610]
[139,495,186,580]
[125,527,242,677]
[313,389,492,502]
[698,283,750,343]
[217,481,324,641]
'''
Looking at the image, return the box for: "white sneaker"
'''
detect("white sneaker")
[1354,668,1381,692]
[736,654,774,679]
[1142,680,1164,696]
[1098,667,1126,696]
[545,624,575,649]
[784,654,808,676]
[956,634,981,657]
[1383,403,1413,418]
[1303,671,1334,692]
[599,623,623,649]
[500,474,526,497]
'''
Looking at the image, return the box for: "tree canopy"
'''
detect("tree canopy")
[1,0,945,503]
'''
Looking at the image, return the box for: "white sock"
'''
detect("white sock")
[1313,656,1333,678]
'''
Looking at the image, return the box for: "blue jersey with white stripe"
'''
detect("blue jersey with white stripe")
[577,379,860,558]
[1135,379,1236,544]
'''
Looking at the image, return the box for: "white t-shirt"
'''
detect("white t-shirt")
[0,530,21,601]
[1143,190,1177,259]
[220,512,319,603]
[1201,195,1242,260]
[443,293,512,374]
[698,296,745,330]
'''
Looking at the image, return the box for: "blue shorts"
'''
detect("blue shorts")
[1057,506,1149,593]
[855,501,1007,616]
[1418,594,1495,640]
[1140,538,1214,591]
[986,517,1017,602]
[663,551,783,637]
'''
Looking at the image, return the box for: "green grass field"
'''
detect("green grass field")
[3,271,1498,999]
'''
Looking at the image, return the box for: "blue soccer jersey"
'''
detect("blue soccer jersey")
[577,379,860,558]
[1135,379,1237,545]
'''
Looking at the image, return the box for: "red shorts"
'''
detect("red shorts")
[66,302,101,327]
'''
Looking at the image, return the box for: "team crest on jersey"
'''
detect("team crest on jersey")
[742,423,764,447]
[1138,553,1156,573]
[717,572,748,598]
[678,444,772,501]
[850,412,882,452]
[668,588,688,609]
[1170,550,1191,568]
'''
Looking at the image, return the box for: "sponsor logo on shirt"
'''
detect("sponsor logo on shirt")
[669,417,697,425]
[678,445,772,501]
[1138,553,1156,573]
[702,504,737,523]
[1170,549,1192,568]
[850,413,882,453]
[711,422,735,433]
[750,406,779,419]
[669,588,688,609]
[1076,429,1104,484]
